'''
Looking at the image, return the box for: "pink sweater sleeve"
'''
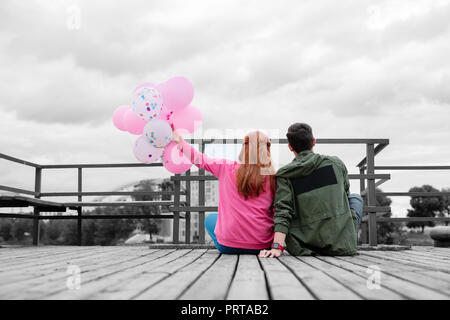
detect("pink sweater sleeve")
[178,140,233,178]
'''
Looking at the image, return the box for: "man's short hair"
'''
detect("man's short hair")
[286,123,314,153]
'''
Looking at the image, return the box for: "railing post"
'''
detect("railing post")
[173,174,180,244]
[198,141,206,244]
[32,168,42,246]
[366,143,378,246]
[185,169,191,244]
[77,168,82,246]
[359,166,368,244]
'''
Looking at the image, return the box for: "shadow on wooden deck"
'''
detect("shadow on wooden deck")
[0,246,448,300]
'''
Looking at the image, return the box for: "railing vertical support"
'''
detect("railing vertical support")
[32,168,42,246]
[366,143,378,246]
[77,168,83,246]
[173,174,180,244]
[359,166,368,244]
[185,170,191,244]
[198,142,206,244]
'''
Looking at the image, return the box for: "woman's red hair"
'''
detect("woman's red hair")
[236,131,276,199]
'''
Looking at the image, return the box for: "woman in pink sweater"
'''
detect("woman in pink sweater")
[172,131,276,254]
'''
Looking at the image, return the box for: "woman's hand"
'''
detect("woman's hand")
[258,248,282,258]
[172,130,183,144]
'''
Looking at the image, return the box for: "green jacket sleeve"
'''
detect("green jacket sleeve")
[273,177,295,234]
[343,164,350,196]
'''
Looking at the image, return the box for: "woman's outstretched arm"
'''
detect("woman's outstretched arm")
[172,131,232,178]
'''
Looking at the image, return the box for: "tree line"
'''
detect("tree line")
[0,179,172,245]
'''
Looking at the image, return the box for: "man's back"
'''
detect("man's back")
[273,150,358,256]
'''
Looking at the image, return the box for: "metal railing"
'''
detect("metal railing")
[1,138,449,246]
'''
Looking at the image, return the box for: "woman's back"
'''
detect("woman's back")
[176,135,275,250]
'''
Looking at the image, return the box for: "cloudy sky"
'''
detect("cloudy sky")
[1,0,450,216]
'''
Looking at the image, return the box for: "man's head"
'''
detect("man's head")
[286,123,316,154]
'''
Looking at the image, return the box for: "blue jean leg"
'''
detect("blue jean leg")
[348,194,364,228]
[204,213,261,255]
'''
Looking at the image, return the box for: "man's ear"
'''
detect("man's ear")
[288,144,294,152]
[312,139,316,148]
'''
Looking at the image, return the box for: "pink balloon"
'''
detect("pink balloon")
[158,108,175,126]
[133,136,164,164]
[134,82,155,92]
[155,82,166,95]
[113,105,131,131]
[162,77,194,112]
[131,86,164,121]
[162,141,192,174]
[123,109,147,135]
[172,105,202,133]
[143,119,172,148]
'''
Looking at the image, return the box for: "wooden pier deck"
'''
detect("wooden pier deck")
[0,246,449,300]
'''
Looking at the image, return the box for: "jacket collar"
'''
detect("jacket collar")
[295,150,313,160]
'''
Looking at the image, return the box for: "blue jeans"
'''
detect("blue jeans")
[349,193,364,228]
[205,194,364,254]
[204,214,262,255]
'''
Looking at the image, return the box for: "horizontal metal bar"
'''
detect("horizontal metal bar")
[171,174,390,181]
[170,206,218,212]
[171,175,217,181]
[0,153,41,168]
[65,201,176,207]
[0,213,35,219]
[38,214,178,220]
[172,205,391,213]
[40,191,183,197]
[374,166,450,170]
[364,206,391,213]
[379,192,450,197]
[376,217,450,223]
[40,163,164,169]
[185,138,390,145]
[0,185,37,196]
[349,174,390,180]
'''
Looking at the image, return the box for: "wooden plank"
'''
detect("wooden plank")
[0,245,92,259]
[320,256,449,299]
[49,249,203,300]
[360,251,450,273]
[0,246,112,271]
[307,256,403,299]
[395,248,450,262]
[227,255,269,300]
[180,254,238,300]
[135,250,219,300]
[412,246,450,258]
[0,195,65,208]
[0,248,166,299]
[0,246,76,261]
[0,247,134,286]
[345,254,450,295]
[259,257,314,300]
[281,256,361,300]
[0,247,154,296]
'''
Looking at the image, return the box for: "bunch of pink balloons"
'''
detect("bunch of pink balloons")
[112,76,203,174]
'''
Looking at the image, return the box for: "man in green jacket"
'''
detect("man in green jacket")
[259,123,363,257]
